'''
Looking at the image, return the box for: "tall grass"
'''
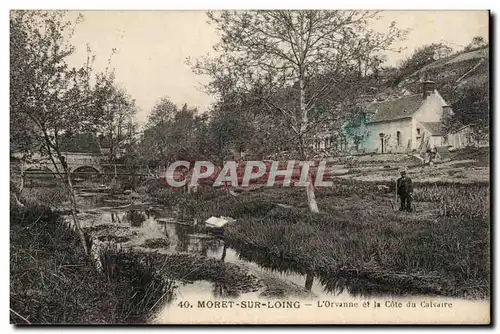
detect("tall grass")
[172,182,490,298]
[413,184,489,220]
[96,244,176,322]
[224,203,489,297]
[143,178,490,298]
[20,184,69,208]
[10,204,174,324]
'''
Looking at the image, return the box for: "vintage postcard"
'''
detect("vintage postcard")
[9,10,490,325]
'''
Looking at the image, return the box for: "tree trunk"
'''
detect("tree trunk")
[299,74,320,214]
[11,191,24,208]
[306,173,319,213]
[64,167,89,256]
[19,169,24,195]
[10,163,25,208]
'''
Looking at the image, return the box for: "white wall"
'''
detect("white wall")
[431,136,444,148]
[345,90,450,154]
[364,118,413,153]
[416,124,442,151]
[448,127,475,149]
[413,91,447,123]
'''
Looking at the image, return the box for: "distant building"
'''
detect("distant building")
[311,46,490,156]
[313,81,453,155]
[447,124,489,149]
[358,81,451,154]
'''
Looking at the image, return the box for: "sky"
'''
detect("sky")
[66,10,489,125]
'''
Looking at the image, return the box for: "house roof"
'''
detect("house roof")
[420,122,445,136]
[366,94,424,123]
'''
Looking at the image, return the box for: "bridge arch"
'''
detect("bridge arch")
[71,165,102,175]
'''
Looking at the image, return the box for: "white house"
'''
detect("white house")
[350,81,452,154]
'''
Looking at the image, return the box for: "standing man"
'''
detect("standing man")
[397,169,413,212]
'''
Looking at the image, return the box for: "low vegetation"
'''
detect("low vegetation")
[413,184,489,220]
[142,238,171,249]
[449,146,490,167]
[10,203,174,324]
[147,179,490,298]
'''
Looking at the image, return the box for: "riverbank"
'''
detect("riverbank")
[148,179,490,299]
[10,202,174,324]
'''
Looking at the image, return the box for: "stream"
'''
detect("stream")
[74,188,339,297]
[66,187,483,323]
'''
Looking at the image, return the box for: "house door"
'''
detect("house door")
[379,133,385,153]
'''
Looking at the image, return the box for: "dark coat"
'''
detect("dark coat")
[397,176,413,196]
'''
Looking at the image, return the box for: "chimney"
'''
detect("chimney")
[422,80,436,98]
[442,105,453,115]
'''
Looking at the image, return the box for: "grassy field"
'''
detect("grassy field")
[149,178,490,298]
[325,147,490,185]
[10,202,174,324]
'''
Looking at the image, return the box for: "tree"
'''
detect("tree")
[191,10,404,213]
[96,85,138,162]
[204,89,287,163]
[139,98,210,166]
[464,36,487,52]
[443,80,489,137]
[10,10,113,255]
[207,104,250,165]
[394,43,452,84]
[139,97,178,165]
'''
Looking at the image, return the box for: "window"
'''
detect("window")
[416,128,421,136]
[396,131,401,146]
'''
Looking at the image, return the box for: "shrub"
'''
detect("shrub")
[10,204,174,324]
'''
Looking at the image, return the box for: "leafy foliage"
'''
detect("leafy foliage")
[189,10,405,213]
[393,43,452,85]
[139,97,210,165]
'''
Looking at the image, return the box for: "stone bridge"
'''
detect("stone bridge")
[12,152,106,175]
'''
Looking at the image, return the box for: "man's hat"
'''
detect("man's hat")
[399,167,407,174]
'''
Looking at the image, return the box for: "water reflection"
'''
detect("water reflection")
[78,195,356,299]
[125,210,147,227]
[226,241,414,297]
[224,241,351,296]
[212,282,239,298]
[305,273,314,292]
[96,208,226,257]
[220,244,227,262]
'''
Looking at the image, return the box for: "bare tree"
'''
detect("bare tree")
[191,10,405,213]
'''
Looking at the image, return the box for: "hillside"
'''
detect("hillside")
[399,46,489,101]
